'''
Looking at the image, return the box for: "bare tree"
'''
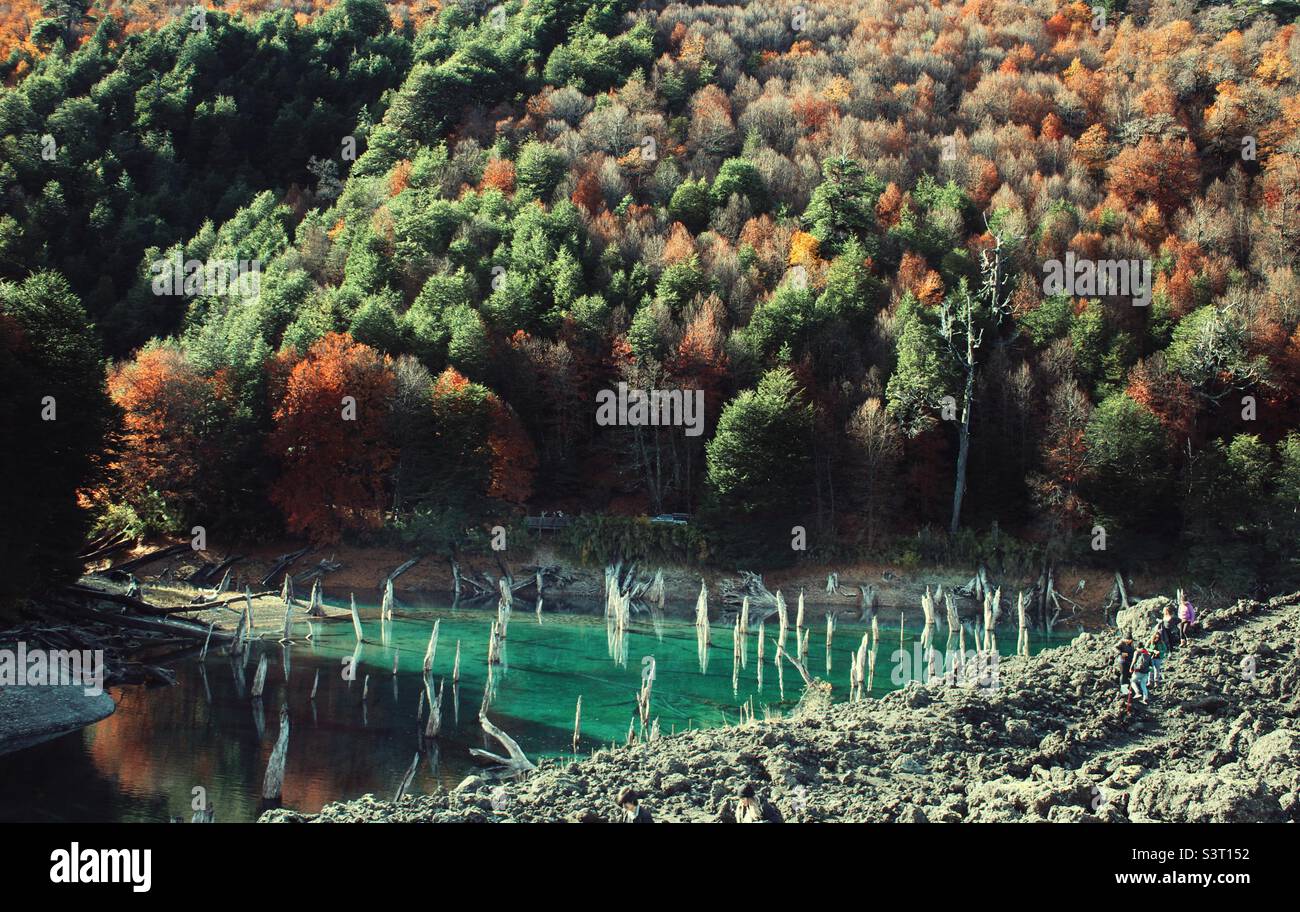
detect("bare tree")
[940,224,1016,536]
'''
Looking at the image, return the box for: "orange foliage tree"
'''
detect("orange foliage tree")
[106,342,223,518]
[268,333,396,543]
[1107,136,1201,216]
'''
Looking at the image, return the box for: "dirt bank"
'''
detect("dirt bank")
[261,591,1300,823]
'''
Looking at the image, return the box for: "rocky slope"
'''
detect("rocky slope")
[262,592,1300,823]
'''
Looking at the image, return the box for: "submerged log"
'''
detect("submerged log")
[471,713,536,774]
[395,752,421,802]
[719,571,780,615]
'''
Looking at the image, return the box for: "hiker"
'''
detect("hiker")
[1115,636,1135,712]
[1160,605,1181,653]
[1130,642,1153,704]
[734,784,783,823]
[615,788,653,824]
[1179,598,1197,640]
[736,784,763,823]
[1148,630,1165,688]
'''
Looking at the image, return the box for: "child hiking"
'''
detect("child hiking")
[1131,643,1153,704]
[1179,598,1197,640]
[1148,630,1164,688]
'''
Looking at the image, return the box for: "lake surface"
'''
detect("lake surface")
[0,597,1074,822]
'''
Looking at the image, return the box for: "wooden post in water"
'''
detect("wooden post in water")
[572,696,582,754]
[251,653,268,698]
[957,624,967,683]
[423,619,440,675]
[350,593,363,643]
[637,657,656,735]
[868,634,878,692]
[694,580,709,634]
[920,588,936,683]
[852,631,869,702]
[307,576,324,618]
[243,587,255,644]
[795,589,805,659]
[825,613,835,676]
[1016,591,1029,657]
[776,590,788,655]
[453,640,461,683]
[262,705,289,802]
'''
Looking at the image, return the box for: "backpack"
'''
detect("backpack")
[1133,651,1151,673]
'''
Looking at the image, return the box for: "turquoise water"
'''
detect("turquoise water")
[0,597,1072,822]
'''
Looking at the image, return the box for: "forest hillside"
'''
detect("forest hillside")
[3,0,1300,608]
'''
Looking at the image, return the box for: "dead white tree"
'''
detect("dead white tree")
[942,225,1015,536]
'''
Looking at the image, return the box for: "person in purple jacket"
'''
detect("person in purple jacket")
[1178,598,1197,640]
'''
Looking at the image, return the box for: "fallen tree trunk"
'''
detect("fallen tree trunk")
[383,557,421,587]
[79,535,135,563]
[190,555,244,586]
[64,584,172,616]
[110,543,190,574]
[260,547,312,588]
[53,598,235,643]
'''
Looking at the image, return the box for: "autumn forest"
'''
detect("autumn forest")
[3,0,1300,608]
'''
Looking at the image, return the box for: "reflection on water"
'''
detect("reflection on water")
[0,598,1073,822]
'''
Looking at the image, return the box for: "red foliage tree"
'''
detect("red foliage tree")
[1107,136,1201,216]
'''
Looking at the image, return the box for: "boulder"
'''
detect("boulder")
[1128,770,1285,822]
[0,684,116,756]
[1115,596,1175,640]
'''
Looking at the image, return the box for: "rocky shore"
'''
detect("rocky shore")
[262,591,1300,823]
[0,685,115,757]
